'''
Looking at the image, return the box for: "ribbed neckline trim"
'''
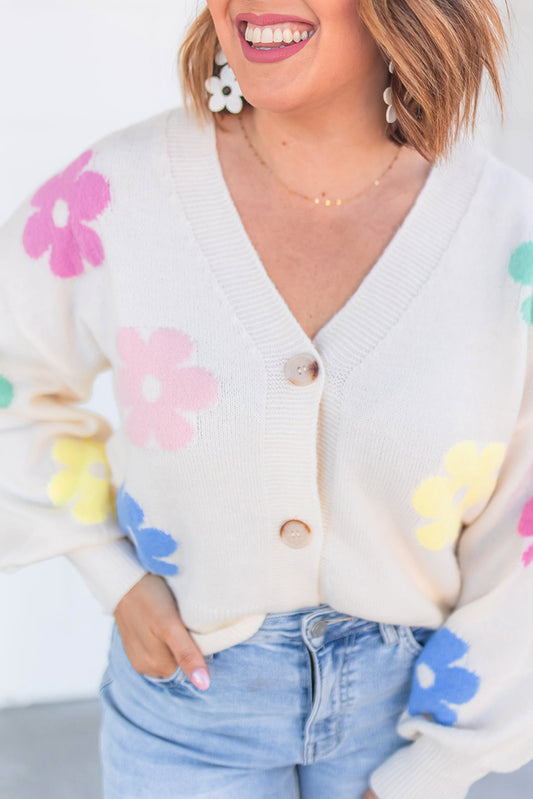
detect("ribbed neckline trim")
[165,107,488,374]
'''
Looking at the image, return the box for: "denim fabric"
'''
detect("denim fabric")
[99,604,434,798]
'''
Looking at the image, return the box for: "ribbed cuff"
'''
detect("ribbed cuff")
[66,536,148,615]
[369,737,487,799]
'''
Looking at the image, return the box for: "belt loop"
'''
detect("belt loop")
[379,622,400,646]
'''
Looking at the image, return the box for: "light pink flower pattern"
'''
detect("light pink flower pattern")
[116,328,219,450]
[518,494,533,567]
[22,149,110,279]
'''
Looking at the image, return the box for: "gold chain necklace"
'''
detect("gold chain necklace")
[238,113,402,207]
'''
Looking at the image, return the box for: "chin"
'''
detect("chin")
[239,87,311,116]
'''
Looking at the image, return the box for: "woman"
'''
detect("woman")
[1,0,533,797]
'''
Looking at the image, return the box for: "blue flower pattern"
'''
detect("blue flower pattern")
[408,627,480,726]
[116,484,178,576]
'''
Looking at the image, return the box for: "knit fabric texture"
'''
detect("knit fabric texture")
[1,106,533,799]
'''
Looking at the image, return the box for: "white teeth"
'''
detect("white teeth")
[244,24,315,47]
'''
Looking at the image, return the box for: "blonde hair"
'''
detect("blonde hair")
[178,0,513,162]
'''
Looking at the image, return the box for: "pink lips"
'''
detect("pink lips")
[235,12,316,64]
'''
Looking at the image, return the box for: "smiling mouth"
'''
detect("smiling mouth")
[237,20,317,50]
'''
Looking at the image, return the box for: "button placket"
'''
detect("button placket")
[278,350,323,564]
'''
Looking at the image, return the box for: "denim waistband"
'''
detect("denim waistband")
[264,603,388,625]
[257,603,432,649]
[264,604,333,619]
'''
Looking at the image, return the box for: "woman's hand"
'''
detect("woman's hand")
[113,573,211,690]
[361,790,379,799]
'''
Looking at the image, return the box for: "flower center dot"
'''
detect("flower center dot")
[454,484,469,505]
[88,461,109,480]
[416,662,436,689]
[222,86,232,96]
[52,198,70,228]
[142,374,162,402]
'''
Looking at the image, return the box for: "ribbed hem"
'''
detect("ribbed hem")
[66,536,148,615]
[369,737,488,799]
[188,614,267,656]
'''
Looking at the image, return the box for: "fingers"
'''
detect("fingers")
[163,620,211,690]
[112,573,211,689]
[135,637,178,679]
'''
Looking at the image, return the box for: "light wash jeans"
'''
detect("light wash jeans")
[99,603,434,798]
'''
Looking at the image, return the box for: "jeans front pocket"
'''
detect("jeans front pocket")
[398,624,435,657]
[142,652,215,687]
[99,665,113,694]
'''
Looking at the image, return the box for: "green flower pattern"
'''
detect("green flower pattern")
[0,376,14,408]
[509,241,533,325]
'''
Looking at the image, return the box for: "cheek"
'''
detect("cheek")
[206,2,234,52]
[319,0,373,52]
[206,0,223,13]
[313,28,367,80]
[317,0,361,25]
[321,14,381,76]
[206,1,228,35]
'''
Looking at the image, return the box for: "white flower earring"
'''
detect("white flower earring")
[205,49,244,114]
[383,60,396,124]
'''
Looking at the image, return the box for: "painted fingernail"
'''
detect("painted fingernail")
[191,667,210,690]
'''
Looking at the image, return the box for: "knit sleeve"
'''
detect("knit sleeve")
[0,149,148,615]
[369,282,533,798]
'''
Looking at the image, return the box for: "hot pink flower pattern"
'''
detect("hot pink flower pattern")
[22,149,110,279]
[116,328,219,450]
[518,494,533,567]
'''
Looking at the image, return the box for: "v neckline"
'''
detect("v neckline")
[210,120,439,350]
[165,108,489,375]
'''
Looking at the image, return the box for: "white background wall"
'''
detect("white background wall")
[0,0,532,708]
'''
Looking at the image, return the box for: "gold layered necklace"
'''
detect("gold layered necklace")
[238,113,402,207]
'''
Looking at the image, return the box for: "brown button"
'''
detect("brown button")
[280,519,312,548]
[284,354,320,386]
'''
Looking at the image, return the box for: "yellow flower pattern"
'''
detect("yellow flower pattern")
[412,440,506,551]
[47,438,115,524]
